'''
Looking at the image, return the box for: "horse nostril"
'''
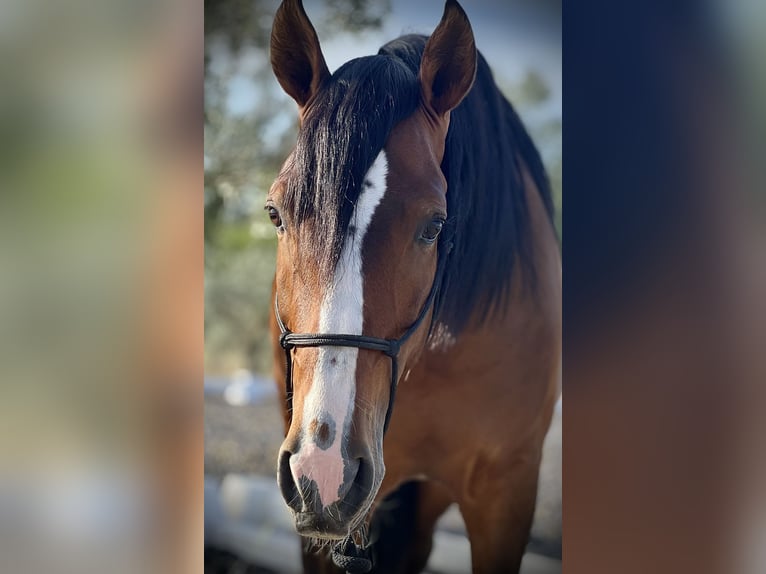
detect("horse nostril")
[277,449,300,511]
[342,457,373,512]
[337,457,360,500]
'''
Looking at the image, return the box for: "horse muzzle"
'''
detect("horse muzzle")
[277,443,380,539]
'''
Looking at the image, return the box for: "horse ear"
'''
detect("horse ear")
[419,0,477,118]
[270,0,330,111]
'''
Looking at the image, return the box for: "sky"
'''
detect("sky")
[320,0,561,112]
[223,0,561,123]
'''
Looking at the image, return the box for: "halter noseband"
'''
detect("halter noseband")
[274,241,452,435]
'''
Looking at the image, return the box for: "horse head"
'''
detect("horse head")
[268,0,476,540]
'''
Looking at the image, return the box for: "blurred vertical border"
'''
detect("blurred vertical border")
[564,1,766,573]
[0,0,203,572]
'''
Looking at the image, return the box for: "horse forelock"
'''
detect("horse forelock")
[283,54,420,286]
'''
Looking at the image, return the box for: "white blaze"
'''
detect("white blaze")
[289,151,388,508]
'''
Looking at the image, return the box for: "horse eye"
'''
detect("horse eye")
[421,219,444,244]
[266,206,283,229]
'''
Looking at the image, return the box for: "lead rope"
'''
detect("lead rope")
[330,537,373,573]
[275,241,453,574]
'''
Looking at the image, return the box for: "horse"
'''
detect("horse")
[265,1,561,572]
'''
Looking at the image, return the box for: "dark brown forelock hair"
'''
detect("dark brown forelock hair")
[282,54,420,285]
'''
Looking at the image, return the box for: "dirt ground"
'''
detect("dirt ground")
[204,392,284,479]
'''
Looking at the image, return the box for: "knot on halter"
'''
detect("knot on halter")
[331,537,372,573]
[384,339,399,358]
[278,330,291,350]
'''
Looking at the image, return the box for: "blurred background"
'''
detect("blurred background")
[203,1,561,572]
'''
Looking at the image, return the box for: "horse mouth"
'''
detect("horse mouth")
[290,463,377,540]
[294,510,349,540]
[293,499,373,540]
[277,436,384,541]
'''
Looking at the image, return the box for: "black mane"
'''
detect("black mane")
[381,35,555,333]
[284,34,554,335]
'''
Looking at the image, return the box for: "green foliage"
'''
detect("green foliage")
[505,69,552,109]
[204,0,276,53]
[319,0,392,32]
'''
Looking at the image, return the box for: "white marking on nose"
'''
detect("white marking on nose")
[290,151,388,508]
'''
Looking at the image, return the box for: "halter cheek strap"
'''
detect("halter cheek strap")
[274,240,452,435]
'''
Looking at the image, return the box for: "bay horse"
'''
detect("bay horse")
[266,1,561,572]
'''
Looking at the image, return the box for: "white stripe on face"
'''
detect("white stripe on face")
[289,151,388,508]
